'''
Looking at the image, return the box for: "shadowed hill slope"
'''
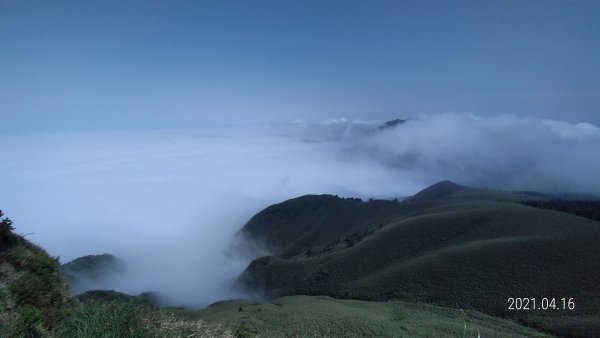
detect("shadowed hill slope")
[520,199,600,223]
[241,194,406,257]
[238,182,600,337]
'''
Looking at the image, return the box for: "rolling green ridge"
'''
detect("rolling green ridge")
[241,194,405,257]
[239,182,600,337]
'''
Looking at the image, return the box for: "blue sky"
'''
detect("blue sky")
[1,0,599,131]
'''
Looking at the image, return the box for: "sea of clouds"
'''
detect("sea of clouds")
[1,112,599,306]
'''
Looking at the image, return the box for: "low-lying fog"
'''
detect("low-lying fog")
[1,113,599,306]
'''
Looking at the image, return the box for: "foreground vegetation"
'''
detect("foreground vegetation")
[1,282,549,338]
[190,295,548,337]
[0,210,72,337]
[54,300,232,338]
[15,292,549,337]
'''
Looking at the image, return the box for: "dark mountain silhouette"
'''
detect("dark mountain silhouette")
[377,118,407,130]
[61,253,126,294]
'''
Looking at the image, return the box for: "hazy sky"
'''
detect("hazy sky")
[2,0,600,131]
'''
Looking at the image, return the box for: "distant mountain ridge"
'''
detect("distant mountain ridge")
[410,180,600,202]
[377,118,407,130]
[61,253,126,294]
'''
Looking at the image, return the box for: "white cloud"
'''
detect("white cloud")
[542,119,600,141]
[1,113,599,305]
[354,113,600,192]
[0,126,416,306]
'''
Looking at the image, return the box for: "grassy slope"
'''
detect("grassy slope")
[0,212,73,336]
[188,295,548,337]
[239,183,600,337]
[58,294,548,337]
[54,299,233,338]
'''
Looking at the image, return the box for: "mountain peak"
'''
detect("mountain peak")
[410,180,470,201]
[378,119,406,130]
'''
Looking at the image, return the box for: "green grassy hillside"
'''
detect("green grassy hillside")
[0,210,73,337]
[190,295,549,337]
[53,293,549,337]
[241,194,406,257]
[238,183,600,337]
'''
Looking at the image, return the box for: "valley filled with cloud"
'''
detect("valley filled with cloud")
[1,112,599,306]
